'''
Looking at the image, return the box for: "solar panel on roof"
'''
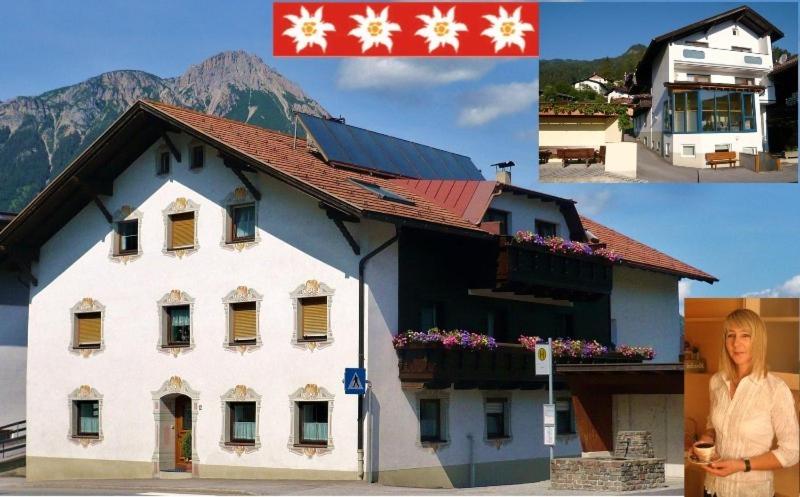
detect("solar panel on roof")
[297,114,484,181]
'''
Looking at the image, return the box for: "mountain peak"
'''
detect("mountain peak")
[0,50,328,211]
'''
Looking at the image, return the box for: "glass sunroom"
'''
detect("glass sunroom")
[663,89,757,134]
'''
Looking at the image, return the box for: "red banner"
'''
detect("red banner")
[273,2,538,57]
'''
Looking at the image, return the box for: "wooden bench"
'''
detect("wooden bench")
[705,151,737,169]
[558,148,596,168]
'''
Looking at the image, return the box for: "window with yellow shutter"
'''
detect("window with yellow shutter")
[76,312,102,348]
[300,297,328,340]
[231,302,257,344]
[169,212,195,249]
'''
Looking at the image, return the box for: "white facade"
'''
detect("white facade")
[610,266,680,363]
[573,77,609,95]
[27,133,371,479]
[636,19,774,167]
[0,270,28,427]
[23,118,696,486]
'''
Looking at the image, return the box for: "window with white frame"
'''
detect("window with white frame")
[556,395,576,435]
[287,384,334,456]
[68,385,103,444]
[70,298,105,354]
[416,393,450,447]
[220,385,261,453]
[742,147,757,155]
[157,290,195,354]
[715,144,731,152]
[485,397,510,440]
[290,281,334,349]
[682,145,696,157]
[223,286,262,349]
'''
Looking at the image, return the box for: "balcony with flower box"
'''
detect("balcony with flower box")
[496,234,616,300]
[395,332,659,390]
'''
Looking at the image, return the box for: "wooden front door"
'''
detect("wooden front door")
[174,395,192,471]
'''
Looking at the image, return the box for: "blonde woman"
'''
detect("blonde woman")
[694,309,799,497]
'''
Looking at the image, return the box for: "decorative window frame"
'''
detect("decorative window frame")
[69,298,105,358]
[222,286,263,354]
[289,280,334,351]
[188,140,206,171]
[414,390,450,452]
[150,376,200,477]
[162,197,200,258]
[67,385,103,447]
[109,205,143,264]
[220,187,260,252]
[287,384,334,458]
[219,385,262,455]
[157,290,195,356]
[482,391,512,449]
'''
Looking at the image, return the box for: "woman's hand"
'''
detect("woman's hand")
[702,459,745,477]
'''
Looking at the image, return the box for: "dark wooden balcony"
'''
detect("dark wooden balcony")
[397,344,549,390]
[496,238,613,299]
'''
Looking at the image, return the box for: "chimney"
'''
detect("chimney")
[496,170,512,184]
[491,161,515,185]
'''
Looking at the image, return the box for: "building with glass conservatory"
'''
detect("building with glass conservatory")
[631,6,783,167]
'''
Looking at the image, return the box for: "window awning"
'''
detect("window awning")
[665,82,766,94]
[556,363,683,394]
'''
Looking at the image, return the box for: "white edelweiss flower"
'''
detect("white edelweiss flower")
[348,6,401,53]
[481,6,534,53]
[415,6,468,53]
[283,6,336,53]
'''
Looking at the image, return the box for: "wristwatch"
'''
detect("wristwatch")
[743,458,751,472]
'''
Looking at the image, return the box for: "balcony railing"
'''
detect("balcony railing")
[397,343,544,389]
[497,238,613,298]
[0,420,26,463]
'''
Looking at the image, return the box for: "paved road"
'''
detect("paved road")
[0,476,685,496]
[635,140,798,183]
[538,161,643,184]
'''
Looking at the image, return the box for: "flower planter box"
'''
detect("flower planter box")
[784,150,798,159]
[555,352,643,364]
[396,343,542,389]
[497,238,613,297]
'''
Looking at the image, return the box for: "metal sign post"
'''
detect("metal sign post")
[536,339,555,463]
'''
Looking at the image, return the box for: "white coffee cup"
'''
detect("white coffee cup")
[693,441,715,462]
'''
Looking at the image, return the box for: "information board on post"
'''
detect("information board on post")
[535,343,551,376]
[543,403,556,446]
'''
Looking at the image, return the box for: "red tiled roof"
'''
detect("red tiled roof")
[145,101,715,282]
[580,216,717,283]
[144,101,485,235]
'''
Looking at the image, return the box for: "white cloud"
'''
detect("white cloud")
[336,58,496,90]
[457,79,537,127]
[745,274,800,297]
[571,189,612,217]
[515,128,537,141]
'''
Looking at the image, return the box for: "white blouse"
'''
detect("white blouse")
[705,371,799,497]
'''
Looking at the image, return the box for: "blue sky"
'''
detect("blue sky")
[541,2,798,60]
[0,1,799,302]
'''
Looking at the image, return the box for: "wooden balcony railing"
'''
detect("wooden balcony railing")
[497,238,613,298]
[397,344,546,389]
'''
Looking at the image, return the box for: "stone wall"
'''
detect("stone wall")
[614,431,655,458]
[551,457,666,492]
